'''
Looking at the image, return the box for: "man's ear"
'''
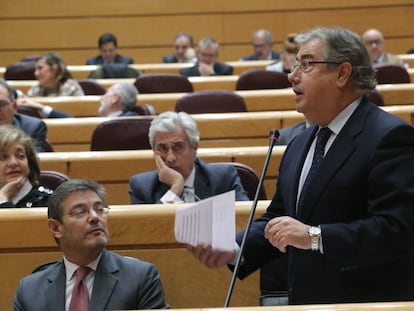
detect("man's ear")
[48,219,62,239]
[336,62,352,87]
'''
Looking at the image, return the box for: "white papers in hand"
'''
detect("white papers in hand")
[174,190,236,251]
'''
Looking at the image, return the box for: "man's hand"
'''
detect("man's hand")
[154,154,184,196]
[264,216,311,252]
[198,63,215,76]
[187,244,236,268]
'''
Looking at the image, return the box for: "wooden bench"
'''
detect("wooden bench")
[0,202,267,310]
[44,111,304,151]
[38,146,286,205]
[22,84,414,117]
[43,104,414,152]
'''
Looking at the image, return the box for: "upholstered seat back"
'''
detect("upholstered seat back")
[90,117,154,151]
[236,69,291,90]
[175,90,247,114]
[134,74,194,93]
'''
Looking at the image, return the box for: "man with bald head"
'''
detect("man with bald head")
[361,28,404,66]
[240,29,280,61]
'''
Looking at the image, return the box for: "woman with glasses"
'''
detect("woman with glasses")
[0,125,52,208]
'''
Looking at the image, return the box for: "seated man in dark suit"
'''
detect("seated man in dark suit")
[240,29,280,61]
[129,111,249,204]
[162,32,197,63]
[179,37,233,77]
[86,32,134,65]
[0,79,48,152]
[14,178,169,310]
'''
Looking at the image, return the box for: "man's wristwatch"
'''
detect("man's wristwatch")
[308,226,321,251]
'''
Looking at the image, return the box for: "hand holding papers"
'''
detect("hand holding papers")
[174,190,236,251]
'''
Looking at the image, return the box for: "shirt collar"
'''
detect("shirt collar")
[323,97,362,136]
[64,253,102,280]
[184,166,196,188]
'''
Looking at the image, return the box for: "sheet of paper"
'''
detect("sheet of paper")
[174,190,236,251]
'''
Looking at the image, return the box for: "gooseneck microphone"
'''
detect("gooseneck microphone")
[224,129,280,307]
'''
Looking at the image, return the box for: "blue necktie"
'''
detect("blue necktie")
[297,127,332,212]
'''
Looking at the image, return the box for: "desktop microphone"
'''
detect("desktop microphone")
[224,128,279,307]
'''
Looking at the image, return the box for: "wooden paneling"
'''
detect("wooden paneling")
[0,1,413,66]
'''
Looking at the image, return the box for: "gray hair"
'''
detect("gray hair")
[198,37,219,51]
[253,29,273,44]
[148,111,200,149]
[111,83,138,111]
[0,79,17,101]
[48,179,106,222]
[295,27,376,94]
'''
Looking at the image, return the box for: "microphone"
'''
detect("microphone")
[224,128,280,307]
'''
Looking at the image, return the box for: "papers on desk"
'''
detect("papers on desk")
[174,190,236,251]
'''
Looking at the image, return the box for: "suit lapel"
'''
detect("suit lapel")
[44,261,66,311]
[90,250,119,311]
[297,101,369,221]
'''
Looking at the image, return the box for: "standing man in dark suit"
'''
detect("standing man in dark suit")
[0,79,48,152]
[86,33,134,65]
[179,37,233,77]
[129,111,249,204]
[240,29,280,61]
[14,178,168,311]
[187,26,414,304]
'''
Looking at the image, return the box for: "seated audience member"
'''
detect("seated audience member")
[13,178,169,310]
[129,111,249,204]
[240,29,280,61]
[0,125,53,208]
[0,79,48,152]
[179,37,233,77]
[163,32,197,63]
[27,52,84,97]
[266,33,299,74]
[86,32,134,65]
[98,82,139,117]
[362,28,406,66]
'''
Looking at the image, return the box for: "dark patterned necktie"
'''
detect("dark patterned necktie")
[69,266,90,311]
[297,127,332,212]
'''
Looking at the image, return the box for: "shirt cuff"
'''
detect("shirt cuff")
[42,105,53,118]
[160,190,183,204]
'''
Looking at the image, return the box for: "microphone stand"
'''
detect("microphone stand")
[224,129,279,307]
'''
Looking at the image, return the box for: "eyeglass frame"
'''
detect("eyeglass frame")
[0,99,12,110]
[291,60,343,73]
[64,205,110,219]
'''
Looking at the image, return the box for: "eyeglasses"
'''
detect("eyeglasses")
[0,100,11,110]
[364,39,383,46]
[65,205,110,219]
[291,60,343,73]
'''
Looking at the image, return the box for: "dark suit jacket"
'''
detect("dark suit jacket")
[236,98,414,304]
[162,54,179,63]
[276,122,307,145]
[48,109,72,118]
[85,54,134,65]
[241,51,280,61]
[179,62,233,77]
[129,157,249,203]
[13,249,168,311]
[12,113,48,152]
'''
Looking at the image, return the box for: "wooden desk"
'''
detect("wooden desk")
[0,202,267,310]
[26,84,414,117]
[38,146,285,205]
[44,111,304,151]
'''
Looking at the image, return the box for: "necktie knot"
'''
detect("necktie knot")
[182,186,196,202]
[75,266,90,281]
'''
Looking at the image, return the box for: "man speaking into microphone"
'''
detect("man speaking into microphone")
[187,26,414,305]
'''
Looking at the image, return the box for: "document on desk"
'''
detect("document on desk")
[174,190,235,251]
